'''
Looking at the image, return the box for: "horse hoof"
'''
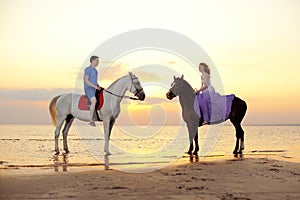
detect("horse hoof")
[54,151,60,155]
[64,150,70,154]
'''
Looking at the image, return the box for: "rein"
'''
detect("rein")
[104,90,140,100]
[102,72,143,101]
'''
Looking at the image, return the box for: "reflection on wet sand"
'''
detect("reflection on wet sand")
[104,155,109,170]
[53,153,68,172]
[52,154,110,172]
[50,152,287,173]
[189,155,199,163]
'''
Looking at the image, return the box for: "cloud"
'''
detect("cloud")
[133,71,162,82]
[99,62,130,81]
[167,61,176,65]
[0,88,181,124]
[0,88,74,102]
[144,97,169,104]
[0,100,51,124]
[73,62,130,82]
[71,62,183,90]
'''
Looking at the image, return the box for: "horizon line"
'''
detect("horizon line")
[0,123,299,126]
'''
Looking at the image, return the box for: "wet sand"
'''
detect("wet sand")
[1,157,300,200]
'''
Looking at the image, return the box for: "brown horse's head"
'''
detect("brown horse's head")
[166,75,185,100]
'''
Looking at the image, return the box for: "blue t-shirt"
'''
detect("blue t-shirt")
[84,65,98,89]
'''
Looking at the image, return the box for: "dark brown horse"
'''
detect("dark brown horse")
[166,75,247,156]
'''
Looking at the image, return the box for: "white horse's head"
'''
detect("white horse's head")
[166,74,185,100]
[128,72,146,101]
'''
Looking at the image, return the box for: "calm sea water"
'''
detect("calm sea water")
[0,124,299,172]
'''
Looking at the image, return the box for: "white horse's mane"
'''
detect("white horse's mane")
[106,72,133,91]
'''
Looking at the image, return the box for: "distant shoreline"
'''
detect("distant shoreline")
[242,124,300,126]
[0,123,300,126]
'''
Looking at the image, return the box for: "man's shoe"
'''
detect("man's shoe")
[88,121,96,127]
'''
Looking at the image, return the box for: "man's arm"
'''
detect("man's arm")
[84,75,101,90]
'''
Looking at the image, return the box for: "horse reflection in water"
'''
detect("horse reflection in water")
[53,154,110,171]
[189,154,199,163]
[53,154,68,172]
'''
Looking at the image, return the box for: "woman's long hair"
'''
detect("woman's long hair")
[200,63,210,75]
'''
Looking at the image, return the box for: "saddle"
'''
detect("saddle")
[78,89,104,121]
[78,89,104,110]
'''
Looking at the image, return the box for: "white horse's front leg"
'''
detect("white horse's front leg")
[103,119,111,155]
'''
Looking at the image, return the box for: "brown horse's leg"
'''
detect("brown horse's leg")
[187,123,197,155]
[187,144,193,155]
[230,97,247,155]
[187,137,194,155]
[232,123,244,155]
[193,133,199,155]
[239,126,245,153]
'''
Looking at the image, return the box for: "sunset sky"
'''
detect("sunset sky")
[0,0,299,125]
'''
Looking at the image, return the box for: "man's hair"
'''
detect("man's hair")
[90,55,99,63]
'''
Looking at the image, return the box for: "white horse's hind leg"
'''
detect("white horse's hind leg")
[62,115,74,154]
[54,118,65,155]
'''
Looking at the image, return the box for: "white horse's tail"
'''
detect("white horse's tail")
[49,95,61,126]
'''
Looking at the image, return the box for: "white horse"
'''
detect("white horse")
[49,72,145,155]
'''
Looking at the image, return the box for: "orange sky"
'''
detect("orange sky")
[0,0,300,124]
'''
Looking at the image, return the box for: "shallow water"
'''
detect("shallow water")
[0,124,299,173]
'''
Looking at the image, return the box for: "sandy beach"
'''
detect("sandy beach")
[1,157,299,200]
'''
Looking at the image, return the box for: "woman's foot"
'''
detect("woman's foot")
[88,121,96,127]
[202,121,208,125]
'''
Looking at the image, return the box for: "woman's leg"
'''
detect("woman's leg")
[199,93,210,123]
[194,94,202,118]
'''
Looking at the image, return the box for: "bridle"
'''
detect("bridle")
[129,72,144,97]
[104,73,144,100]
[169,80,177,96]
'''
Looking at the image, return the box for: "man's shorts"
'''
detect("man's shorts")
[84,88,96,99]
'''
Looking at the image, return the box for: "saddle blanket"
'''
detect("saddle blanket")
[78,90,104,110]
[194,93,235,123]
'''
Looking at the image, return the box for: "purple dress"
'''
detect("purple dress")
[194,80,213,122]
[194,79,235,123]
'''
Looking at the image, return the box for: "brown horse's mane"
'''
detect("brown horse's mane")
[175,77,194,94]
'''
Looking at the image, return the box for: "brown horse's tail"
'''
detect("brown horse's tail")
[49,95,61,126]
